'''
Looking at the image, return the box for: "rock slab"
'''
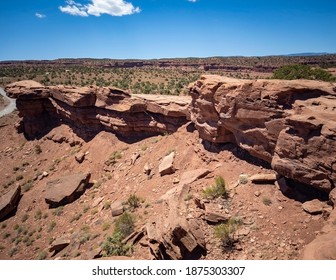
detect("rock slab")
[44,173,91,207]
[0,185,21,220]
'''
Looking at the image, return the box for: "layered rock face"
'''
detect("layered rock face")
[5,81,190,140]
[189,75,336,192]
[5,76,336,192]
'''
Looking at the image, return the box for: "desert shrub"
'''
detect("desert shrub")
[272,64,335,82]
[127,194,141,210]
[203,176,227,199]
[52,206,64,216]
[102,232,132,257]
[34,145,42,155]
[105,151,122,166]
[214,217,242,249]
[47,221,56,232]
[37,251,47,260]
[262,197,272,206]
[114,212,135,238]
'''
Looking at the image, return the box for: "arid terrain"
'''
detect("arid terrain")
[0,57,336,260]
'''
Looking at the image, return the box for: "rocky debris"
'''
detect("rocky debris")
[189,75,336,192]
[194,197,205,210]
[254,191,261,197]
[142,185,206,259]
[302,209,336,259]
[130,152,140,165]
[44,172,91,207]
[250,173,277,184]
[0,185,21,220]
[204,211,230,223]
[5,81,190,140]
[329,188,336,206]
[111,201,124,217]
[143,163,152,177]
[75,152,85,163]
[302,199,325,215]
[49,238,70,254]
[38,171,49,180]
[159,152,175,176]
[179,168,211,186]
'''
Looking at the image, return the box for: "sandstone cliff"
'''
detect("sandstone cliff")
[5,81,190,141]
[5,76,336,193]
[189,75,336,192]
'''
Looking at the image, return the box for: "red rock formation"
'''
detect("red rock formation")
[5,81,191,141]
[189,75,336,192]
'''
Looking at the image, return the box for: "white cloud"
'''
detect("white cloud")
[35,12,46,19]
[188,0,198,2]
[59,0,141,17]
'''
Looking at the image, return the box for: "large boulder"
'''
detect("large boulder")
[0,185,21,220]
[159,152,175,176]
[189,75,336,192]
[44,173,91,207]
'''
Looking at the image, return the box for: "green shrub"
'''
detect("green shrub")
[127,194,141,210]
[37,251,48,260]
[203,176,227,199]
[214,217,242,248]
[102,231,132,257]
[105,151,122,166]
[262,197,272,206]
[272,64,335,82]
[35,145,42,155]
[114,212,135,239]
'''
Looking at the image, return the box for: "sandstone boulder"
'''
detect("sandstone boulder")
[159,152,175,176]
[111,201,124,217]
[44,173,90,207]
[75,152,85,163]
[49,238,70,253]
[179,169,211,186]
[204,211,230,223]
[0,185,21,220]
[302,199,325,215]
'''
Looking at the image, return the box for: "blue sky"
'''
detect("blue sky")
[0,0,335,60]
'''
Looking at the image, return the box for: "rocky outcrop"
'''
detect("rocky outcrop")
[0,185,21,220]
[189,75,336,192]
[44,172,91,207]
[302,209,336,259]
[5,81,190,140]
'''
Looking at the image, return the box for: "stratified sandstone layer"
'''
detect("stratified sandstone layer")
[189,75,336,192]
[5,81,190,141]
[5,76,336,192]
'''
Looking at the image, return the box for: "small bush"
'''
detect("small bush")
[102,221,111,231]
[22,180,34,192]
[203,176,227,199]
[214,217,242,249]
[102,232,132,257]
[127,194,141,210]
[21,214,29,223]
[47,221,56,232]
[262,197,272,206]
[70,213,82,222]
[15,175,24,181]
[37,251,48,260]
[114,212,135,239]
[8,247,18,257]
[105,151,122,166]
[35,145,42,155]
[52,206,64,216]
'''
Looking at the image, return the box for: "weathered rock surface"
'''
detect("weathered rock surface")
[189,75,336,192]
[250,173,277,184]
[179,169,211,186]
[0,185,21,220]
[111,201,124,217]
[142,185,206,260]
[49,238,70,253]
[44,172,90,207]
[204,211,230,223]
[302,209,336,259]
[302,199,325,215]
[159,152,175,176]
[329,188,336,206]
[5,81,190,140]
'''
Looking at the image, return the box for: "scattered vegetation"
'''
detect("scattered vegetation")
[102,212,135,257]
[37,251,48,260]
[105,151,123,166]
[34,209,43,220]
[52,206,64,216]
[21,214,29,223]
[70,213,82,222]
[203,176,227,199]
[47,221,56,232]
[272,64,335,82]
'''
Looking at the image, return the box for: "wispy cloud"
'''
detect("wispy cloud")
[188,0,198,2]
[59,0,141,17]
[35,12,46,19]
